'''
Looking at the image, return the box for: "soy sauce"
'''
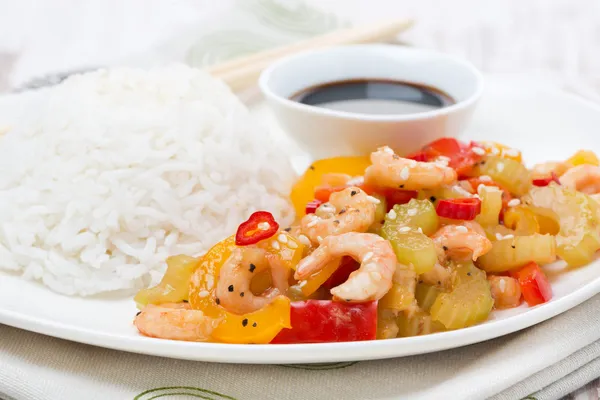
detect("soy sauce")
[290,79,455,115]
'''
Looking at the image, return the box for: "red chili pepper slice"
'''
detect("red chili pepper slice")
[305,199,323,215]
[270,300,377,344]
[379,188,418,211]
[436,197,482,220]
[532,172,561,187]
[235,211,279,246]
[510,262,552,306]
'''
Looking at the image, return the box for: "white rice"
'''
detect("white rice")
[0,65,296,296]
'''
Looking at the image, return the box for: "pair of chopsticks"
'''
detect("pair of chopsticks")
[208,19,413,91]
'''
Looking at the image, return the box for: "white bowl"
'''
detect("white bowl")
[259,45,484,160]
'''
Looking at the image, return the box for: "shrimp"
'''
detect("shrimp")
[300,187,377,245]
[531,161,569,180]
[295,232,396,301]
[420,262,452,290]
[560,164,600,194]
[365,146,457,190]
[432,223,492,263]
[215,247,289,315]
[134,303,217,342]
[488,276,522,309]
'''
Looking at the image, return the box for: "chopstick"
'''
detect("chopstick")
[208,19,414,91]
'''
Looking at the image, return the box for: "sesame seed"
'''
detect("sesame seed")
[299,235,311,246]
[383,146,394,154]
[507,199,521,207]
[199,290,209,298]
[495,233,503,240]
[387,209,397,220]
[298,280,307,287]
[417,227,423,234]
[288,240,298,249]
[399,226,411,233]
[278,234,288,243]
[206,274,214,290]
[491,147,500,155]
[306,219,318,228]
[370,271,382,281]
[438,156,450,162]
[271,240,280,250]
[456,226,468,233]
[257,222,270,231]
[497,162,505,172]
[503,234,514,240]
[471,147,486,155]
[228,285,234,292]
[366,195,381,204]
[363,252,374,262]
[479,175,492,182]
[407,208,417,216]
[347,176,364,186]
[317,235,324,243]
[400,167,410,180]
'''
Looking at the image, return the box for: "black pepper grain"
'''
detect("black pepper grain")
[418,280,423,284]
[380,220,385,224]
[136,311,141,316]
[399,184,405,188]
[215,298,220,305]
[240,292,245,297]
[252,322,257,328]
[228,284,234,292]
[249,263,256,273]
[430,196,437,202]
[333,220,340,225]
[467,272,471,276]
[284,227,291,232]
[511,245,516,249]
[437,280,441,285]
[309,165,315,170]
[339,209,347,215]
[350,190,358,196]
[393,154,400,159]
[345,299,350,302]
[242,318,249,327]
[443,246,448,251]
[182,299,188,303]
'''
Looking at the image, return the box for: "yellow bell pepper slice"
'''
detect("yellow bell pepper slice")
[256,232,306,271]
[298,259,342,297]
[566,150,599,167]
[290,156,371,218]
[134,254,200,309]
[188,235,291,344]
[503,205,540,235]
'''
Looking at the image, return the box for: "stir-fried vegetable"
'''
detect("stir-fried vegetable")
[134,255,200,308]
[477,234,556,272]
[566,150,599,167]
[379,263,417,311]
[503,205,540,235]
[472,155,531,196]
[382,229,437,275]
[510,262,552,306]
[271,300,377,343]
[397,309,445,337]
[377,308,400,339]
[524,184,600,267]
[385,199,440,236]
[475,185,503,226]
[436,197,481,220]
[430,279,494,330]
[415,283,443,312]
[235,211,279,246]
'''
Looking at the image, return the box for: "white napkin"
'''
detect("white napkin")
[1,294,599,400]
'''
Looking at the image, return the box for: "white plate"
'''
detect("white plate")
[1,78,600,364]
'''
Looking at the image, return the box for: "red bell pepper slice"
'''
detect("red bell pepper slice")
[270,300,377,344]
[413,137,483,177]
[436,197,482,220]
[235,211,279,246]
[322,257,360,289]
[532,172,561,187]
[379,188,419,211]
[305,199,323,215]
[510,262,552,306]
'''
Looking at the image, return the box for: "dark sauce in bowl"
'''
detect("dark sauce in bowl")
[290,79,455,115]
